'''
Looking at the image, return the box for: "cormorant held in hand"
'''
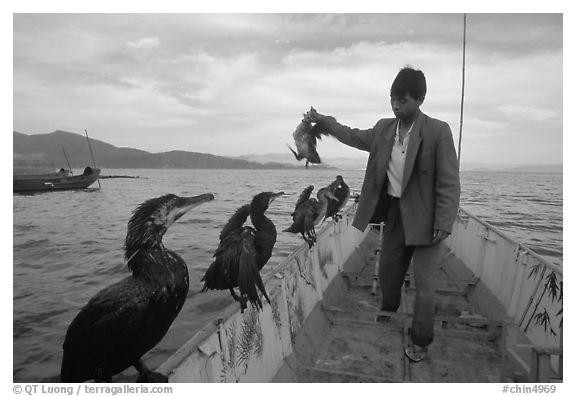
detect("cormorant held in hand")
[283,185,337,247]
[61,193,215,383]
[323,175,351,223]
[201,191,284,312]
[287,108,329,168]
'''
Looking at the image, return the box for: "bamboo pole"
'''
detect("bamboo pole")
[457,13,467,167]
[62,148,73,174]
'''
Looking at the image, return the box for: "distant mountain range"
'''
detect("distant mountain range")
[459,162,562,173]
[13,130,561,173]
[13,130,322,171]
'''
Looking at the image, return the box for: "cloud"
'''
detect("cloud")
[498,105,558,121]
[12,14,563,163]
[126,36,161,51]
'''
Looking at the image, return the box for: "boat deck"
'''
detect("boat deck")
[277,235,503,382]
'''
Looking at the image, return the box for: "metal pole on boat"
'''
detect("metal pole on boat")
[457,13,466,168]
[371,222,385,295]
[62,148,73,175]
[85,129,102,189]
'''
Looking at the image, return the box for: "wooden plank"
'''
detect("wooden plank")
[300,365,406,383]
[341,271,477,286]
[323,305,499,327]
[505,347,531,378]
[530,349,552,382]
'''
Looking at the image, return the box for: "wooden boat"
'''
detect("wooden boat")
[156,202,562,383]
[13,166,101,193]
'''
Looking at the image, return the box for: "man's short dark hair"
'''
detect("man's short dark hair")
[390,66,427,100]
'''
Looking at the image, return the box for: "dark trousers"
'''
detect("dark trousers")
[378,197,445,347]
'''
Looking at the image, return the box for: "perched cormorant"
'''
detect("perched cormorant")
[323,175,351,223]
[283,185,337,247]
[61,193,215,383]
[201,191,284,312]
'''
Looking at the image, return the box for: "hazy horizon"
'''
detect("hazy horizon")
[14,129,562,169]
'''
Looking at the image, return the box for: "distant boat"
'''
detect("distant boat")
[13,166,101,193]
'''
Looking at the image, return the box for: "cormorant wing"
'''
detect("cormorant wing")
[304,201,319,231]
[338,193,350,211]
[204,228,245,290]
[294,185,314,211]
[324,190,339,220]
[219,204,251,241]
[339,179,350,195]
[321,205,333,223]
[237,229,270,310]
[62,278,165,380]
[336,181,351,211]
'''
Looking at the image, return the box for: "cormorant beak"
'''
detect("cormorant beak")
[269,191,284,204]
[172,193,215,221]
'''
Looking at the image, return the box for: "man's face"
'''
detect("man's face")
[390,93,424,121]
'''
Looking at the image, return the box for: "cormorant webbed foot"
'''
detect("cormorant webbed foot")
[94,368,112,383]
[230,288,248,312]
[135,360,168,383]
[306,236,316,248]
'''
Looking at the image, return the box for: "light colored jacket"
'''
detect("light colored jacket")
[320,110,460,246]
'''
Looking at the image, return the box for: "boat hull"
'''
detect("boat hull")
[13,168,101,193]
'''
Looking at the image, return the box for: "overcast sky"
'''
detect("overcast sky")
[13,13,562,165]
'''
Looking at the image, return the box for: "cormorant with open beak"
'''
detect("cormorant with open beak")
[61,193,215,383]
[201,191,284,312]
[284,185,337,247]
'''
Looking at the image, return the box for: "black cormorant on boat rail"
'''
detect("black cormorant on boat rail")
[284,185,337,247]
[201,191,284,312]
[323,175,351,223]
[61,193,215,383]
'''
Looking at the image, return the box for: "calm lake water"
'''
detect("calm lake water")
[12,168,562,382]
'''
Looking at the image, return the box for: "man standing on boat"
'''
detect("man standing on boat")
[306,66,460,362]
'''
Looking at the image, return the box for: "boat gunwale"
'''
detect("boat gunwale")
[457,207,562,275]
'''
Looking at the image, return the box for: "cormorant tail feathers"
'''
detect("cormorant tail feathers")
[286,144,302,161]
[237,229,270,310]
